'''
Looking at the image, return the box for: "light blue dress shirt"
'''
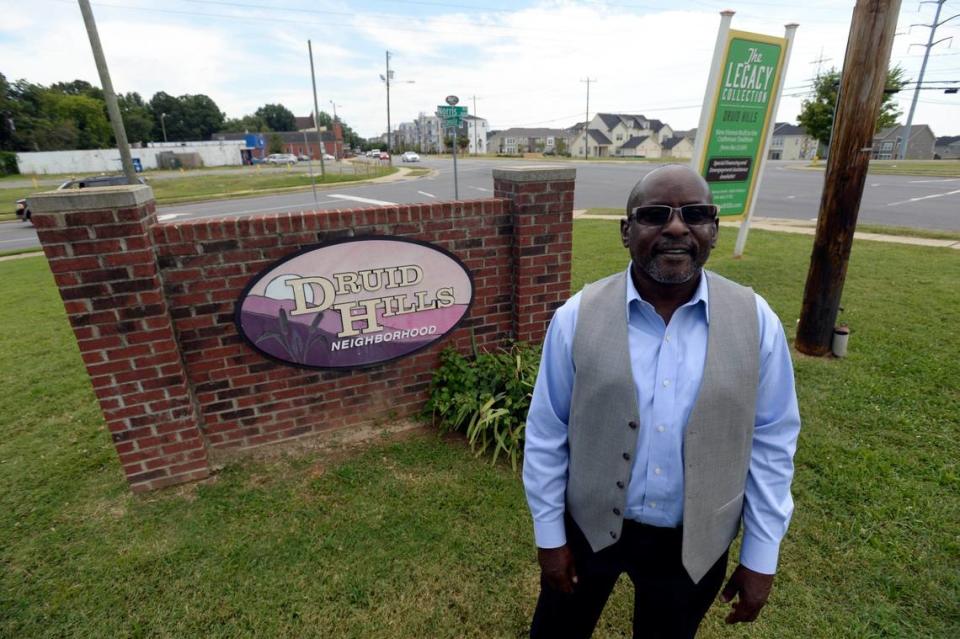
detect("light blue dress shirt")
[522,266,801,574]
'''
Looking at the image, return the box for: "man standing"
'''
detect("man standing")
[523,164,800,638]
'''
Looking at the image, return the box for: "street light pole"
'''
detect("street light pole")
[77,0,137,184]
[160,112,168,143]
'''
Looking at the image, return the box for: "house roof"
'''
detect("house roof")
[874,124,934,141]
[294,116,315,130]
[588,129,613,145]
[646,119,666,132]
[934,135,960,146]
[772,122,807,136]
[661,136,688,150]
[494,127,567,138]
[620,135,651,149]
[596,113,623,130]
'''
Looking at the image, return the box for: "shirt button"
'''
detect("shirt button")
[649,502,657,509]
[622,452,631,461]
[613,508,621,516]
[662,379,670,387]
[654,467,662,475]
[665,335,671,342]
[628,421,638,430]
[657,425,665,432]
[616,481,625,489]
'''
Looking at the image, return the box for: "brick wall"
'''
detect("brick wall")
[31,166,575,492]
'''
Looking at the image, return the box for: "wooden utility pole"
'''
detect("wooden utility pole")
[795,0,902,356]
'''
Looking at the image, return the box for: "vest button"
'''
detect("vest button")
[616,481,625,489]
[628,421,638,429]
[613,508,621,516]
[610,531,618,539]
[622,452,631,461]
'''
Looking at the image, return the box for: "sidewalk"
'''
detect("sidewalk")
[574,211,960,250]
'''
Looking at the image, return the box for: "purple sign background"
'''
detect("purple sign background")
[235,237,473,369]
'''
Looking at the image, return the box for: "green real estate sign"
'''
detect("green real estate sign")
[699,30,785,218]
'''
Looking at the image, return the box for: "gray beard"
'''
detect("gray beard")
[641,257,702,284]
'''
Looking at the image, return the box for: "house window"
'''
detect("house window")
[772,137,784,148]
[881,141,894,151]
[547,137,554,146]
[506,137,515,144]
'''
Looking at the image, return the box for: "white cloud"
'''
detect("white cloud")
[0,0,956,139]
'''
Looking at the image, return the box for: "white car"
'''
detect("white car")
[322,153,335,161]
[265,153,298,164]
[401,152,420,162]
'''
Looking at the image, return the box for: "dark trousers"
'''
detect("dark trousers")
[530,517,728,639]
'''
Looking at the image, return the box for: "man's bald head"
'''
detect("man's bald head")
[625,164,713,213]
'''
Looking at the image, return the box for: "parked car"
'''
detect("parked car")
[297,153,311,161]
[265,153,298,164]
[401,151,420,162]
[322,153,335,161]
[16,174,146,223]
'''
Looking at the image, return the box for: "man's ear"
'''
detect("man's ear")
[710,219,719,248]
[620,219,630,247]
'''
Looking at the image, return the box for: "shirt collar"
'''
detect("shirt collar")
[624,263,710,323]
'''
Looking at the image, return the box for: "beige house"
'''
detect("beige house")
[570,113,675,157]
[872,124,936,160]
[662,136,694,159]
[767,123,817,161]
[618,135,662,158]
[488,128,571,155]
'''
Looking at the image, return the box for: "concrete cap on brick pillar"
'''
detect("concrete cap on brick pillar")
[492,166,576,183]
[28,184,155,214]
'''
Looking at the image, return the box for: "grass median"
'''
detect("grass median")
[1,223,957,637]
[805,159,960,177]
[0,166,396,221]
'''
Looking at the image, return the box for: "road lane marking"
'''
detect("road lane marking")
[158,200,344,219]
[887,188,960,207]
[871,183,881,187]
[157,213,184,222]
[786,195,796,199]
[417,191,436,198]
[328,194,397,206]
[909,178,960,183]
[469,186,491,192]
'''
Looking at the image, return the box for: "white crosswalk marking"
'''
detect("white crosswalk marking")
[328,194,397,206]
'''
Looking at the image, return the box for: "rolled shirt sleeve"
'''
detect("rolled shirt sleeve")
[522,297,579,549]
[740,297,801,574]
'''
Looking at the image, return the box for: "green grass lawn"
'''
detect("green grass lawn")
[0,167,396,221]
[1,224,958,637]
[805,160,960,177]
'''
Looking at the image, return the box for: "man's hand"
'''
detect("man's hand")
[720,564,774,624]
[537,545,578,593]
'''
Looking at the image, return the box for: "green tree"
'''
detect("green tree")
[254,103,296,131]
[267,133,285,154]
[117,92,154,145]
[147,92,225,141]
[41,92,112,149]
[220,114,268,132]
[797,65,907,149]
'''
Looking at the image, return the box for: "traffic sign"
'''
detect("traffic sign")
[436,105,467,127]
[445,95,459,106]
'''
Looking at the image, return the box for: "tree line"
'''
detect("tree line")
[0,72,364,152]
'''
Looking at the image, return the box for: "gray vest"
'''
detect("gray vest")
[568,270,759,584]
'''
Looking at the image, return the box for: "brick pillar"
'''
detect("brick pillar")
[31,185,210,492]
[493,166,575,344]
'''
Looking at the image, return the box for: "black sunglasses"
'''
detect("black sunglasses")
[628,204,719,226]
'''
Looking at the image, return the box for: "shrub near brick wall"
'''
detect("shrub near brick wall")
[31,166,574,492]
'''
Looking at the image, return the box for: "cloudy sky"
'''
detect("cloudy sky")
[1,0,957,139]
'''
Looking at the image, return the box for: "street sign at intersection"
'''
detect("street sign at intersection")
[436,105,467,127]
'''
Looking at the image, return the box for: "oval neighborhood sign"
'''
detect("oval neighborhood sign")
[236,237,473,369]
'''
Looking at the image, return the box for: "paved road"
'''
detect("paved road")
[3,159,958,251]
